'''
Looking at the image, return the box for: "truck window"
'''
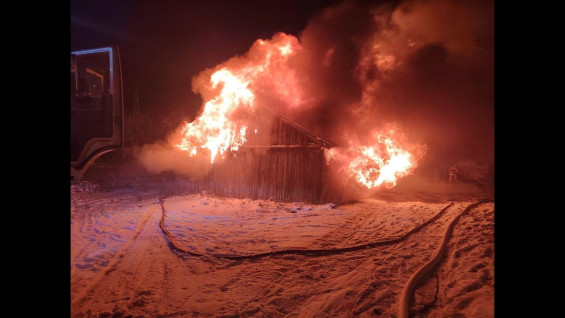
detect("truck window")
[71,46,123,181]
[72,51,111,100]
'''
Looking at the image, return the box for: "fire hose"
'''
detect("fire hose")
[398,199,493,318]
[158,197,455,260]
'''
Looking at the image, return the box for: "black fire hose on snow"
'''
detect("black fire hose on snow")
[398,199,493,318]
[158,197,455,260]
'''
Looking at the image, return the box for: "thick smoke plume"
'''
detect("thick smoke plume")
[137,141,212,179]
[139,0,493,188]
[283,0,494,162]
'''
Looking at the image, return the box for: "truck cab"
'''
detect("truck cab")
[71,46,124,180]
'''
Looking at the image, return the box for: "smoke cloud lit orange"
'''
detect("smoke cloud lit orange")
[174,33,303,163]
[170,4,433,189]
[139,0,492,191]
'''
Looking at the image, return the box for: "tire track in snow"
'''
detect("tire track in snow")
[71,202,159,307]
[73,198,218,318]
[70,192,159,276]
[72,193,491,317]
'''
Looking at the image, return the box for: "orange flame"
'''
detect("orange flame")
[326,128,425,189]
[175,68,254,162]
[175,33,302,163]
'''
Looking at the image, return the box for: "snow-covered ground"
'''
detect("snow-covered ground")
[70,178,494,317]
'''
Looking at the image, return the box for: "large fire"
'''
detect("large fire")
[325,128,425,189]
[175,33,302,163]
[174,32,425,189]
[175,68,254,163]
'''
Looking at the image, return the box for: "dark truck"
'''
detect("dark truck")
[71,46,124,180]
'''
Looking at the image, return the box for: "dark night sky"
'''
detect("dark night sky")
[71,0,344,118]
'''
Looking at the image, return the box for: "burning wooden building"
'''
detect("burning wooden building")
[170,34,425,203]
[205,114,334,203]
